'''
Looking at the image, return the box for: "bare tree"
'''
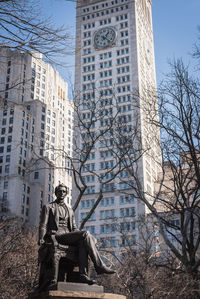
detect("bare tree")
[0,216,38,298]
[116,59,200,276]
[97,217,200,299]
[0,0,72,64]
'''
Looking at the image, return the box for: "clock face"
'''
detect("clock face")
[94,27,116,49]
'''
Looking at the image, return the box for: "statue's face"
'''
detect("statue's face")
[56,186,67,201]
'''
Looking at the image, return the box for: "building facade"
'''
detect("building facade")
[74,0,161,251]
[0,49,74,226]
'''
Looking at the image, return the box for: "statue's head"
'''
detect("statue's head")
[55,183,68,200]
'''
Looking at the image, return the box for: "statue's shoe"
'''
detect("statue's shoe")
[80,274,96,285]
[96,265,116,275]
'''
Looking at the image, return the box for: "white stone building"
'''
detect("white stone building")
[0,49,74,226]
[74,0,161,251]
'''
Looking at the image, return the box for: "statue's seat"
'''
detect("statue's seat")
[38,235,80,291]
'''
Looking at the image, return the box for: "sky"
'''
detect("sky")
[42,0,200,95]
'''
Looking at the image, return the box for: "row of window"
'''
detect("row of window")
[83,56,95,64]
[83,39,91,47]
[82,163,95,172]
[83,73,95,81]
[117,66,130,74]
[0,145,11,153]
[81,199,95,209]
[82,82,95,90]
[81,152,95,161]
[100,160,114,170]
[100,150,113,158]
[83,0,128,13]
[21,193,30,205]
[83,65,95,72]
[101,223,116,233]
[85,185,95,194]
[99,138,113,148]
[99,18,111,25]
[2,117,14,126]
[82,4,129,21]
[100,197,115,206]
[83,23,95,30]
[0,136,12,144]
[82,75,130,86]
[81,212,95,221]
[117,75,130,83]
[100,209,115,219]
[0,164,10,174]
[102,183,115,192]
[100,70,112,78]
[100,98,113,107]
[117,48,129,56]
[100,79,112,87]
[2,109,14,116]
[83,31,91,38]
[100,60,112,69]
[117,94,131,102]
[118,104,131,112]
[100,238,116,248]
[120,207,135,217]
[32,62,46,74]
[99,117,113,127]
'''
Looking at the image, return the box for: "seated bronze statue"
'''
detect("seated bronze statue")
[38,183,115,288]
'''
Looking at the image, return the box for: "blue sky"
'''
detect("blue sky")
[42,0,200,92]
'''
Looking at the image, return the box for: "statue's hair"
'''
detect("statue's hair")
[55,183,68,196]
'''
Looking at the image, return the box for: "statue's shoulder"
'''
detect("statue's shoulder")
[43,200,57,209]
[66,203,74,212]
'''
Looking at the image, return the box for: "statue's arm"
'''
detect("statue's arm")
[72,211,80,231]
[38,205,49,245]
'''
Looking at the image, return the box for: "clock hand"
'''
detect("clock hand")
[105,31,109,37]
[102,35,110,42]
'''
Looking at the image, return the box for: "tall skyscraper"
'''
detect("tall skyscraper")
[0,49,74,226]
[74,0,161,251]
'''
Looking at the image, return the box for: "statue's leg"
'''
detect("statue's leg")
[55,231,115,276]
[81,231,105,269]
[51,250,60,284]
[81,231,116,275]
[78,240,88,276]
[55,231,89,277]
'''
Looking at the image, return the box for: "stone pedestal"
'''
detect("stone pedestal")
[29,282,126,299]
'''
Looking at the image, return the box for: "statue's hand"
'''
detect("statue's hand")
[38,239,45,246]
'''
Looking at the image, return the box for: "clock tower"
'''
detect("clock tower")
[75,0,161,251]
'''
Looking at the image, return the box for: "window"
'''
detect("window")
[5,164,9,174]
[7,145,11,152]
[1,128,6,135]
[34,171,39,179]
[2,119,6,125]
[7,136,12,143]
[3,192,8,200]
[21,194,25,204]
[4,181,8,189]
[0,137,5,144]
[100,211,104,219]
